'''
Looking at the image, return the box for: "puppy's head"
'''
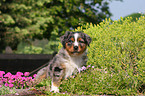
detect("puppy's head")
[60,31,91,56]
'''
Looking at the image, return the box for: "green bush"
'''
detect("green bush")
[124,13,145,22]
[59,17,145,95]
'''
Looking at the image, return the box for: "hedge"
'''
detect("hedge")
[59,17,145,95]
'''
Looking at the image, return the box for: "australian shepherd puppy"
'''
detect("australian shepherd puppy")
[35,31,92,93]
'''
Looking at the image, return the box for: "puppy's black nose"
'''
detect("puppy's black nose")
[74,46,78,50]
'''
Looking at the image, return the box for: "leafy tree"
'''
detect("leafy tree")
[0,0,121,52]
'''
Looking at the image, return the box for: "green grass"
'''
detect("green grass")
[0,86,16,95]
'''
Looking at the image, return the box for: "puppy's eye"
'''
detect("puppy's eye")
[79,40,84,43]
[68,40,73,45]
[68,40,73,43]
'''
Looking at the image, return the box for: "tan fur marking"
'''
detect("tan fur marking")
[70,37,74,41]
[52,81,60,87]
[77,44,87,56]
[60,63,66,69]
[65,43,74,55]
[39,73,47,79]
[78,37,84,42]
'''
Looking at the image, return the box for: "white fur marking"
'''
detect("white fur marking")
[63,51,86,78]
[74,33,79,46]
[50,82,59,93]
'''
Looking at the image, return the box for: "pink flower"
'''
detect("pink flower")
[25,77,33,81]
[10,75,16,79]
[15,75,22,79]
[28,77,32,80]
[0,71,5,77]
[18,77,24,82]
[8,80,14,83]
[25,77,28,81]
[3,78,8,82]
[87,65,91,68]
[5,83,9,87]
[0,80,3,84]
[19,81,24,85]
[24,72,30,76]
[22,77,26,80]
[81,66,86,71]
[0,85,2,87]
[15,93,19,95]
[4,72,12,78]
[92,66,94,68]
[9,84,14,88]
[16,72,23,76]
[33,74,37,78]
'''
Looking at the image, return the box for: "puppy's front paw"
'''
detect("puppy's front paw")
[50,83,59,93]
[50,87,59,93]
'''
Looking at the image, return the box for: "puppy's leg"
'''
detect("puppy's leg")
[35,67,48,83]
[50,64,66,93]
[51,81,60,93]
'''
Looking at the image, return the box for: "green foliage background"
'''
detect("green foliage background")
[0,0,116,52]
[15,39,59,54]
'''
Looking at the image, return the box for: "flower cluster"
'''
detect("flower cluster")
[78,64,94,73]
[0,71,37,89]
[69,64,94,79]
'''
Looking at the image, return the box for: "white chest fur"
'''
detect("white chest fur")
[64,55,83,78]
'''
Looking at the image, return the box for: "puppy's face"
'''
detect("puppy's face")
[60,31,91,56]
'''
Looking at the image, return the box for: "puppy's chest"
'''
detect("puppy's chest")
[64,56,83,78]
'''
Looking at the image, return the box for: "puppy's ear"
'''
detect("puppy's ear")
[60,31,72,48]
[82,33,92,46]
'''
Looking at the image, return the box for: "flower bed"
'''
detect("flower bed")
[0,64,93,95]
[0,71,36,89]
